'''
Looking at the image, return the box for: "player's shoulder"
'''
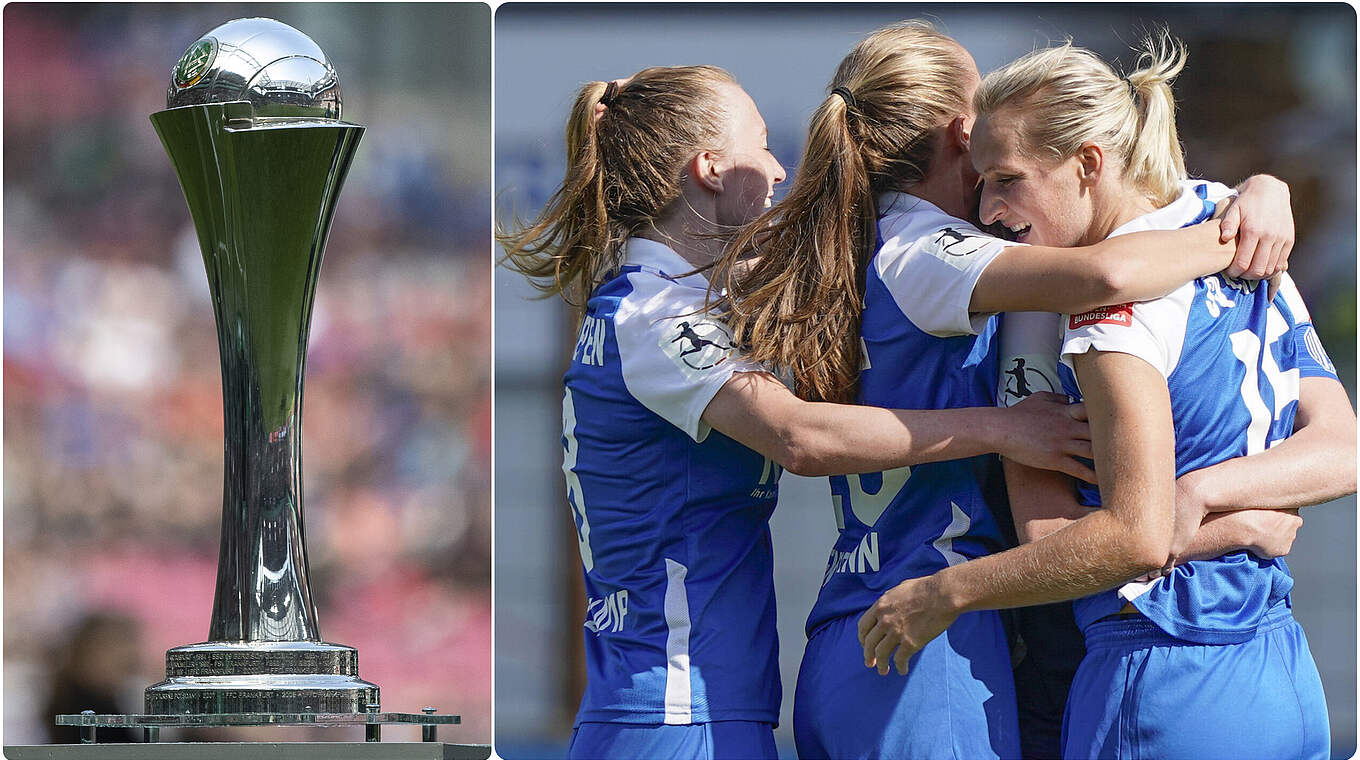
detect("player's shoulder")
[875,193,1002,263]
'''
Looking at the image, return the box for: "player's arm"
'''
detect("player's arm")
[701,370,1094,479]
[857,350,1174,675]
[1178,377,1357,516]
[971,175,1293,314]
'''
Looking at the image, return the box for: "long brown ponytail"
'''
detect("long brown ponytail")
[498,66,735,308]
[713,22,974,403]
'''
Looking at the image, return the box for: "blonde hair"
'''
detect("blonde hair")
[713,21,974,403]
[498,66,736,308]
[975,32,1188,206]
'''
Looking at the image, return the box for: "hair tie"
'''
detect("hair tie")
[831,86,857,110]
[601,80,620,107]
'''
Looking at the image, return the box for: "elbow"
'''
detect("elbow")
[1126,523,1175,576]
[766,428,826,477]
[1091,257,1131,308]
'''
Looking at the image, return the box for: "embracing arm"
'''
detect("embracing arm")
[1180,377,1357,515]
[857,350,1174,674]
[701,370,1093,479]
[1167,376,1356,564]
[971,175,1294,315]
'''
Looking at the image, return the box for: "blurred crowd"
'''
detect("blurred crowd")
[4,4,490,744]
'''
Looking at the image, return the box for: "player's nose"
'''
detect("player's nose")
[979,186,1004,225]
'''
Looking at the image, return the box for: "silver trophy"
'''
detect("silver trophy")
[145,17,374,715]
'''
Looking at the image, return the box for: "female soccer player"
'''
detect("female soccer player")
[497,65,1094,760]
[715,21,1301,760]
[858,35,1356,759]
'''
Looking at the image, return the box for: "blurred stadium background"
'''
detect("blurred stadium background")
[495,4,1357,758]
[4,3,490,745]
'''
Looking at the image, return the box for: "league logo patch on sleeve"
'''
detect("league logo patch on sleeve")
[999,355,1057,407]
[1069,304,1133,330]
[924,228,993,270]
[659,316,736,374]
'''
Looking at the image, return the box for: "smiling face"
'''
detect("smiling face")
[711,83,786,227]
[970,107,1092,247]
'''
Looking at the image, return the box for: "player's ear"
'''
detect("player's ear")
[1076,142,1103,186]
[948,115,972,152]
[690,151,724,193]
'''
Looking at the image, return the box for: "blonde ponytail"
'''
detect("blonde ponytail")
[714,21,973,403]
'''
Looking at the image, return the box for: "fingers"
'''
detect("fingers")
[894,646,914,676]
[873,632,898,676]
[857,607,876,642]
[1230,227,1261,279]
[1267,272,1283,301]
[1060,458,1098,485]
[1067,402,1088,422]
[1027,391,1066,403]
[1067,439,1094,460]
[1219,201,1241,243]
[860,621,886,669]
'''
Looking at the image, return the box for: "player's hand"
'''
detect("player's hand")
[999,392,1095,483]
[856,575,957,676]
[1218,174,1293,280]
[1169,467,1211,562]
[1236,508,1304,558]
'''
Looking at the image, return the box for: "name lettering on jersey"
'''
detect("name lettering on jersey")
[751,456,781,500]
[584,589,629,634]
[822,531,880,584]
[659,316,735,375]
[1069,303,1133,330]
[924,228,991,271]
[573,315,608,367]
[999,355,1056,406]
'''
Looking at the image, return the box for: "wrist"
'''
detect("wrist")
[930,565,972,614]
[989,406,1021,459]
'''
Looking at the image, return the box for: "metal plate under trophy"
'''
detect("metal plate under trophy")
[43,18,470,752]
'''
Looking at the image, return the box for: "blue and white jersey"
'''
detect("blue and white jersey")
[809,193,1013,634]
[563,237,782,726]
[1054,183,1339,644]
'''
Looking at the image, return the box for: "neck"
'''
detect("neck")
[903,148,975,221]
[641,194,728,271]
[1082,183,1158,244]
[637,209,725,271]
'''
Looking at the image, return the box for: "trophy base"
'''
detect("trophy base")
[145,641,378,715]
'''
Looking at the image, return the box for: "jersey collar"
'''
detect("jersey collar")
[621,237,712,287]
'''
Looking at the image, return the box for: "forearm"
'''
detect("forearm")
[1002,458,1088,544]
[938,352,1177,613]
[1194,379,1357,512]
[971,223,1232,315]
[935,507,1165,612]
[1175,511,1257,564]
[704,371,1014,477]
[779,402,1009,476]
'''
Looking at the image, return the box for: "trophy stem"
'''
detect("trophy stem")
[147,101,372,714]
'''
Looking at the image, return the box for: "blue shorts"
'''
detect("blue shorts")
[793,609,1019,760]
[1063,604,1329,760]
[568,720,776,760]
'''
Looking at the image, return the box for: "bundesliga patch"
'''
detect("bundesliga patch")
[659,316,735,373]
[1070,304,1133,329]
[923,227,992,270]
